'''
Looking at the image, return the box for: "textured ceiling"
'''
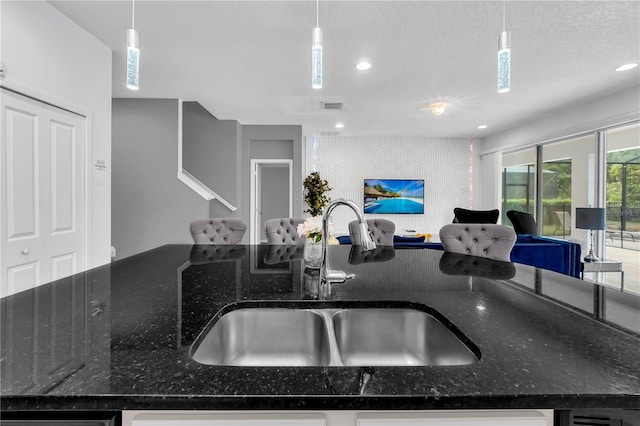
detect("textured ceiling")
[49,0,640,138]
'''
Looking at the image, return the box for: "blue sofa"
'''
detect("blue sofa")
[337,234,582,278]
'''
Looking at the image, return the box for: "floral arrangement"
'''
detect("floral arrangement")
[303,172,332,217]
[416,233,432,242]
[297,216,324,243]
[297,216,338,244]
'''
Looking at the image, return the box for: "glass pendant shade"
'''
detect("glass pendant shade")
[497,31,511,93]
[312,27,323,89]
[126,28,140,90]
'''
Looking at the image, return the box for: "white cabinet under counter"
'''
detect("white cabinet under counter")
[124,410,553,426]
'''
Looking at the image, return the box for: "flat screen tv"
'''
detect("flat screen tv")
[364,179,424,214]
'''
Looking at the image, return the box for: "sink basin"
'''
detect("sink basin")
[191,303,479,367]
[332,308,479,366]
[191,308,331,366]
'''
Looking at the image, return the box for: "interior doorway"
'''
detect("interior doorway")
[250,159,293,244]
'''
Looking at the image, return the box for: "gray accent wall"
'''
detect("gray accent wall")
[182,101,242,218]
[112,99,209,260]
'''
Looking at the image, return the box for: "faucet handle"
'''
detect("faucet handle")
[325,270,355,283]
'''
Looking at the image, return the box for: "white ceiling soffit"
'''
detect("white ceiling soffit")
[49,0,640,138]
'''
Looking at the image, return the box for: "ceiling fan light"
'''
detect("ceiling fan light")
[427,102,448,117]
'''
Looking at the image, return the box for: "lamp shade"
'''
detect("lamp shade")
[575,208,606,230]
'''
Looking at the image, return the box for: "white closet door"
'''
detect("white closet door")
[1,89,85,297]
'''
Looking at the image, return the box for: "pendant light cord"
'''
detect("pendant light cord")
[502,0,506,31]
[132,0,136,30]
[316,0,319,28]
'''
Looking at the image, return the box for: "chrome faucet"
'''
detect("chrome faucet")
[319,199,376,298]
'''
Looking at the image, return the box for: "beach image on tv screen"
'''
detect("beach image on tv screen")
[363,179,424,214]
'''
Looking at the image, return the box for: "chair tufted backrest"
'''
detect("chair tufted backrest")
[438,251,516,279]
[263,245,305,264]
[264,218,306,245]
[348,246,396,264]
[453,207,500,224]
[439,223,516,262]
[189,245,247,264]
[348,219,395,246]
[507,210,538,235]
[190,218,247,245]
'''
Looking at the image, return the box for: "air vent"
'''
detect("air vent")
[571,414,621,426]
[318,131,341,137]
[321,102,343,110]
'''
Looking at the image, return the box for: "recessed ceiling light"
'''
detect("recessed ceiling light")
[615,63,638,72]
[356,61,372,71]
[478,125,488,129]
[335,122,344,129]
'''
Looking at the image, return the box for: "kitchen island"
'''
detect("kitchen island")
[1,244,639,424]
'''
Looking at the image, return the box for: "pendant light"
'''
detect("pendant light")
[312,0,323,89]
[126,0,140,90]
[497,0,511,93]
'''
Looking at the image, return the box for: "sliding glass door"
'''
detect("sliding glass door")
[540,135,594,239]
[604,123,639,292]
[502,149,536,226]
[500,121,639,294]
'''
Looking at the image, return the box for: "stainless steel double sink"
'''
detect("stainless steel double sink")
[191,303,480,367]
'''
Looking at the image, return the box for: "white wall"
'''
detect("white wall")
[1,1,112,268]
[480,86,639,232]
[307,136,479,236]
[482,86,640,155]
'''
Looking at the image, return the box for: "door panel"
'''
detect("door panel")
[260,165,290,231]
[5,106,38,240]
[1,89,85,297]
[250,160,292,245]
[7,262,39,295]
[51,120,76,233]
[51,253,75,281]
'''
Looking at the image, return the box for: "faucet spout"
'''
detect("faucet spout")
[320,199,376,297]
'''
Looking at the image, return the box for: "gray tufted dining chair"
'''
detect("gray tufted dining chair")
[348,218,395,246]
[190,218,247,245]
[439,223,516,262]
[264,218,306,245]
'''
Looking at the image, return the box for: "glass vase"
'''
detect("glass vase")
[303,238,322,269]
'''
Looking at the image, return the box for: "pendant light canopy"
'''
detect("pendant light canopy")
[126,0,140,90]
[312,0,323,89]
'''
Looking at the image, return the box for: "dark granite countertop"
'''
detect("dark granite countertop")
[1,244,639,412]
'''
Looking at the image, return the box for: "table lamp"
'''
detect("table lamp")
[575,207,606,262]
